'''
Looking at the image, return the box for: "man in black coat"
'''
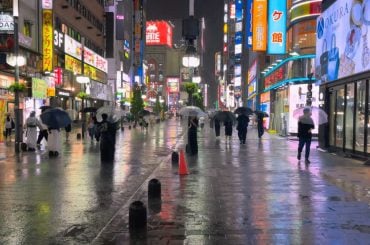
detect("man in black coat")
[236,114,249,144]
[297,108,315,163]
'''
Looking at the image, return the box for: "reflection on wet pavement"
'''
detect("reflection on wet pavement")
[1,120,370,244]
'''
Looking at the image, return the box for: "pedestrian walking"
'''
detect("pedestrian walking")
[4,113,14,141]
[48,127,62,157]
[236,114,249,144]
[37,110,48,146]
[99,113,117,162]
[297,108,315,163]
[256,113,264,138]
[87,116,96,142]
[214,118,221,137]
[24,111,40,151]
[187,116,198,155]
[199,116,205,129]
[65,123,72,141]
[224,120,233,141]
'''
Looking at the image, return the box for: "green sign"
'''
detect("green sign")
[32,78,48,99]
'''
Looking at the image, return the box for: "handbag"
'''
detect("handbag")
[320,34,339,82]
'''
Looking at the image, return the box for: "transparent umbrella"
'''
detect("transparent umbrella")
[178,106,206,117]
[96,106,126,123]
[293,106,328,125]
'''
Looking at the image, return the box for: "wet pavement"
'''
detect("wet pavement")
[1,119,370,244]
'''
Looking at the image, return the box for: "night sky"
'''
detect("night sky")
[146,0,224,106]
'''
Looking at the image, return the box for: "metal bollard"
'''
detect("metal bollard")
[148,179,161,199]
[171,151,179,163]
[129,201,147,230]
[77,133,81,140]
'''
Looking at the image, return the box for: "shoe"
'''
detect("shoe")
[305,159,310,164]
[297,153,301,160]
[49,151,54,157]
[54,151,59,157]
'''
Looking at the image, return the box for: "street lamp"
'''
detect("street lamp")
[182,45,200,68]
[12,0,24,153]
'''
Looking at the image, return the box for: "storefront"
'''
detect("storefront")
[260,91,270,130]
[316,0,370,155]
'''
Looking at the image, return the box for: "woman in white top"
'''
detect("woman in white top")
[4,114,13,141]
[25,111,40,151]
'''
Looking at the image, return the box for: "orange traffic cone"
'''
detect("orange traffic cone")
[178,149,189,175]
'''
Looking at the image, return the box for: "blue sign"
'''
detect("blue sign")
[235,0,243,21]
[245,0,253,48]
[267,1,286,54]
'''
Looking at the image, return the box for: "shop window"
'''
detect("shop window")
[345,83,355,151]
[367,81,370,153]
[329,90,335,146]
[355,80,366,152]
[335,87,345,148]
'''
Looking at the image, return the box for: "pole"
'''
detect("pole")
[81,37,86,139]
[14,14,22,153]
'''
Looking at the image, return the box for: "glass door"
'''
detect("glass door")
[336,87,345,149]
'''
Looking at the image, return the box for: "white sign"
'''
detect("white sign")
[0,13,14,33]
[64,35,82,60]
[42,0,53,9]
[54,30,64,49]
[83,46,108,73]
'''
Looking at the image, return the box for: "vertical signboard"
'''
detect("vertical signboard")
[245,0,253,48]
[267,0,287,54]
[252,0,267,51]
[42,10,53,72]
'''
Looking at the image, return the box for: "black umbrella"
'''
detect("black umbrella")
[40,108,72,129]
[213,111,236,122]
[138,109,151,117]
[81,107,97,113]
[39,105,52,110]
[254,110,269,117]
[234,107,253,115]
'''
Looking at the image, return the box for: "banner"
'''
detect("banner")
[252,0,267,51]
[245,0,253,47]
[42,10,53,72]
[267,0,286,54]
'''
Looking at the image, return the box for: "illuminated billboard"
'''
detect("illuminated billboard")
[315,0,370,83]
[146,21,173,48]
[245,0,253,47]
[267,1,287,54]
[252,0,267,51]
[166,77,179,93]
[42,10,53,72]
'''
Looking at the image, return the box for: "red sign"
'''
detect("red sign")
[146,21,173,48]
[264,66,285,88]
[54,67,63,86]
[166,77,179,93]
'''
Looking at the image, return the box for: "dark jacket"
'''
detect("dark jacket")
[298,121,314,138]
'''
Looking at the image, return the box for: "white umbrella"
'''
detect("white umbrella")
[178,106,206,117]
[96,106,126,123]
[293,106,328,125]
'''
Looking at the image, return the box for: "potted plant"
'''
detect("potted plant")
[7,83,26,93]
[77,91,90,100]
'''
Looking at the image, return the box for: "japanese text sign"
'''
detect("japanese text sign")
[252,0,267,51]
[146,21,173,48]
[267,0,286,54]
[42,10,53,72]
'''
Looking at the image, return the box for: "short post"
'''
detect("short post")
[129,201,147,231]
[148,179,161,199]
[77,133,81,140]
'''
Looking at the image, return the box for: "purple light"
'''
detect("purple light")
[116,15,124,20]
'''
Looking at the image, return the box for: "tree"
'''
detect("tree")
[182,82,198,106]
[193,93,204,110]
[153,96,162,115]
[130,85,144,122]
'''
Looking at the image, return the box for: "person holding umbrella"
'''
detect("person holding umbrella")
[187,115,199,155]
[37,109,48,146]
[297,108,314,163]
[224,120,233,141]
[236,114,249,144]
[40,108,71,157]
[99,113,117,162]
[256,113,264,139]
[214,118,221,138]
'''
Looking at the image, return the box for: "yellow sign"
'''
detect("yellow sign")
[42,10,53,71]
[47,87,55,97]
[252,0,267,51]
[65,55,82,74]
